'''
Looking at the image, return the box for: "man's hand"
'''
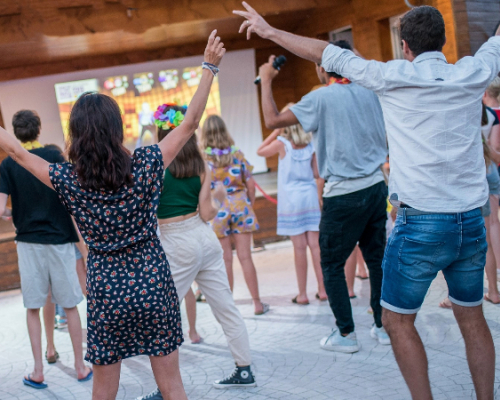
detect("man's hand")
[233,1,274,40]
[259,56,279,83]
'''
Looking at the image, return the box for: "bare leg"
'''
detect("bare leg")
[382,308,432,400]
[234,233,263,314]
[305,231,327,299]
[219,236,234,291]
[150,350,188,400]
[484,216,500,303]
[345,249,357,298]
[355,246,368,278]
[43,294,57,359]
[452,304,495,400]
[26,308,44,383]
[76,258,87,298]
[64,306,91,380]
[290,233,309,303]
[184,288,202,343]
[488,195,500,268]
[92,362,121,400]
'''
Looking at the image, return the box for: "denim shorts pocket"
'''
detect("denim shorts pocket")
[471,229,487,267]
[398,237,444,280]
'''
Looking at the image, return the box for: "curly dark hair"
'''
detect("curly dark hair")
[12,110,41,143]
[68,92,133,191]
[400,6,446,57]
[157,105,205,179]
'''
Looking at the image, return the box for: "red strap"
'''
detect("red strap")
[254,181,278,205]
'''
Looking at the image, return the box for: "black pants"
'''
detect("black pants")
[319,181,387,335]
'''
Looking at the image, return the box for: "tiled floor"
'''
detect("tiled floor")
[0,240,499,399]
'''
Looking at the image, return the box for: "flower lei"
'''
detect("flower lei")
[204,145,238,156]
[328,77,351,85]
[21,140,43,150]
[154,103,188,130]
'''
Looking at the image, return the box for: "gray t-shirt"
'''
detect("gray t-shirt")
[290,83,387,195]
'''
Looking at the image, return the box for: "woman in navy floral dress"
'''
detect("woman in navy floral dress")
[0,31,226,399]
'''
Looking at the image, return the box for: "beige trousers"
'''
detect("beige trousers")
[158,214,251,366]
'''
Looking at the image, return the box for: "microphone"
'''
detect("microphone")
[254,55,287,85]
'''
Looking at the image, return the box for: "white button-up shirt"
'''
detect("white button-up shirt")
[322,37,500,213]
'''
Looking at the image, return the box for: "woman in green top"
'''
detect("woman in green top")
[140,104,256,399]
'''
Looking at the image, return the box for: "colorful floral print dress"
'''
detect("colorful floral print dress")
[208,149,259,238]
[49,144,183,365]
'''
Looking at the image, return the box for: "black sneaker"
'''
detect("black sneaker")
[213,365,257,389]
[135,388,162,400]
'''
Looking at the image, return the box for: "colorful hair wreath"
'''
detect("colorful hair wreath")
[154,103,188,130]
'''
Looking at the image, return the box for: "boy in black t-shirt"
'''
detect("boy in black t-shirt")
[0,110,92,389]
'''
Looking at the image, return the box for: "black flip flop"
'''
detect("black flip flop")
[292,296,309,305]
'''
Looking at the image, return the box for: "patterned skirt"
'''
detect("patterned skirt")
[85,238,183,365]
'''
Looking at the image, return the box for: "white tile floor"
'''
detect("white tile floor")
[0,240,499,399]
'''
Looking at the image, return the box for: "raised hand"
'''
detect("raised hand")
[259,55,279,83]
[233,1,274,40]
[204,29,226,67]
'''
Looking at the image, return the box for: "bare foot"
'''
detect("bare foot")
[189,330,203,344]
[75,365,92,381]
[254,301,270,315]
[316,292,328,301]
[25,371,44,383]
[348,291,357,299]
[293,294,309,304]
[439,298,452,309]
[485,293,500,304]
[46,347,57,360]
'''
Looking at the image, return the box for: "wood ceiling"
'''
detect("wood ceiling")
[0,0,346,78]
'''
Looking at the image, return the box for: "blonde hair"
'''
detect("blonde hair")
[280,103,312,146]
[201,115,235,167]
[486,77,500,99]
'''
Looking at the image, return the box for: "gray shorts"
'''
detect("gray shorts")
[17,242,83,309]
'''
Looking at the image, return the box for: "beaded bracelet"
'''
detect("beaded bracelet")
[202,62,220,77]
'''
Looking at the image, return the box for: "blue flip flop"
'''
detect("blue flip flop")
[22,374,48,389]
[78,370,93,382]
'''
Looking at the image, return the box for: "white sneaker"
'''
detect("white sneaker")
[370,325,391,345]
[320,329,360,353]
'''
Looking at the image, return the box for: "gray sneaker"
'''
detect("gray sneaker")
[135,388,162,400]
[320,329,360,353]
[370,325,391,345]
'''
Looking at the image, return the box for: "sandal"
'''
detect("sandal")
[45,351,59,364]
[292,296,309,305]
[78,369,93,382]
[254,302,270,315]
[356,275,369,280]
[23,374,48,389]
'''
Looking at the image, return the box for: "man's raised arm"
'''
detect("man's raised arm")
[233,2,328,64]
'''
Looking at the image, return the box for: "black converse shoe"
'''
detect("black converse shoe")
[213,365,257,389]
[135,388,163,400]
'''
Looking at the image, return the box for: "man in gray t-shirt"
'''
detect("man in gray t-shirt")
[257,40,388,353]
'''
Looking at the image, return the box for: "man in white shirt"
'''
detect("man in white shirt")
[234,3,499,398]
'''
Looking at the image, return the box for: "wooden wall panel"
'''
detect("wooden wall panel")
[465,0,500,54]
[0,239,19,292]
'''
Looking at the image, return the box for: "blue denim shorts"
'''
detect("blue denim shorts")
[381,208,487,314]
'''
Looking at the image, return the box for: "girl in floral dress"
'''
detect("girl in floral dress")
[201,115,268,315]
[0,31,226,400]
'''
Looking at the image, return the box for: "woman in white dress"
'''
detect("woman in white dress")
[257,112,326,304]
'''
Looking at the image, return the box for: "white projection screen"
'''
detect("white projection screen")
[0,49,267,173]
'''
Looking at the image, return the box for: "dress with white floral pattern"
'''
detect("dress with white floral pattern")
[48,144,183,365]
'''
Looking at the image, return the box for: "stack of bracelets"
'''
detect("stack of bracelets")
[202,62,219,77]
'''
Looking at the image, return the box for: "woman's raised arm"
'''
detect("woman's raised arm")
[158,30,226,167]
[0,126,52,188]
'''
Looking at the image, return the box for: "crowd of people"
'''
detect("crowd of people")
[0,3,499,399]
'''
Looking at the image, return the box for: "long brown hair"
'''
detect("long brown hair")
[68,92,133,191]
[201,115,235,167]
[157,105,205,178]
